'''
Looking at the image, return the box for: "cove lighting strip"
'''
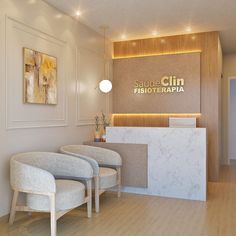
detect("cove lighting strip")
[112,113,201,116]
[113,50,202,59]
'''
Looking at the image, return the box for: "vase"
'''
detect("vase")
[94,130,101,142]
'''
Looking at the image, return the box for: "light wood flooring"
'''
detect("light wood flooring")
[1,163,236,236]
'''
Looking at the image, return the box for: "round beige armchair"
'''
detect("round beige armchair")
[9,152,93,236]
[60,145,122,213]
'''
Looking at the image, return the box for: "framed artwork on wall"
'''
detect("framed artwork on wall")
[23,48,57,105]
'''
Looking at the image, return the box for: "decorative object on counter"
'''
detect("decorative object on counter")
[101,135,106,142]
[169,117,197,128]
[101,112,110,142]
[94,115,101,142]
[93,112,111,142]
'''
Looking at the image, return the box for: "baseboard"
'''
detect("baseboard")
[0,214,9,223]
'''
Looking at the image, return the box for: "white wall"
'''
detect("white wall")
[229,80,236,159]
[0,0,112,217]
[222,54,236,164]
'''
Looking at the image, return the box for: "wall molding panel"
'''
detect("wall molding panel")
[76,46,111,126]
[5,16,68,129]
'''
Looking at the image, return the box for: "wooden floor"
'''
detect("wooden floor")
[1,163,236,236]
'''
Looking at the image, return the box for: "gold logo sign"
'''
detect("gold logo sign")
[134,76,185,94]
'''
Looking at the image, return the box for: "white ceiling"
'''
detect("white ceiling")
[44,0,236,53]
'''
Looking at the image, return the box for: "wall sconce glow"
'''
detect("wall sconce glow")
[99,80,112,93]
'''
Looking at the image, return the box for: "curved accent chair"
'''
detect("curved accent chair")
[60,145,122,213]
[9,152,93,236]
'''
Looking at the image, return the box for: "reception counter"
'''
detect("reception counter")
[106,127,207,201]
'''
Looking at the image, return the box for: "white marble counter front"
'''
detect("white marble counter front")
[106,127,207,201]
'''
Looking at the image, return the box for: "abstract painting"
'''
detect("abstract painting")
[23,48,57,105]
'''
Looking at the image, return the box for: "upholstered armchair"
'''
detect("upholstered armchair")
[60,145,122,213]
[9,152,93,236]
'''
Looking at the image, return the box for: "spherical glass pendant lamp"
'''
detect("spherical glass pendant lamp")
[99,26,112,93]
[99,79,112,93]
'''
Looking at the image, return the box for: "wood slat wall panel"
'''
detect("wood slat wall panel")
[112,114,200,127]
[113,32,222,182]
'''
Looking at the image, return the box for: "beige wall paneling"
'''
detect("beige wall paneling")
[113,53,200,113]
[76,47,111,126]
[222,54,236,165]
[113,32,222,181]
[5,16,68,129]
[0,0,111,217]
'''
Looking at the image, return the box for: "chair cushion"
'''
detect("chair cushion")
[99,167,117,189]
[26,180,85,211]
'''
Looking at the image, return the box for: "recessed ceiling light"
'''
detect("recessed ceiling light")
[28,0,36,4]
[152,30,158,36]
[121,34,127,40]
[76,10,81,16]
[186,27,192,32]
[55,14,62,19]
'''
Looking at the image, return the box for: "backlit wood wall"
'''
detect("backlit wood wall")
[112,32,222,182]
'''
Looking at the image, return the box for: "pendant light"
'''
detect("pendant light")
[99,26,112,93]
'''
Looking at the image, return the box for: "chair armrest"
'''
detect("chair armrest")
[53,154,94,179]
[10,159,56,194]
[60,145,122,169]
[60,148,99,176]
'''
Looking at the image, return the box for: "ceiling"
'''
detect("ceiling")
[44,0,236,53]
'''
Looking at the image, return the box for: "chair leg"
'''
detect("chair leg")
[49,194,57,236]
[86,180,92,218]
[9,190,19,225]
[94,176,100,213]
[117,167,121,198]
